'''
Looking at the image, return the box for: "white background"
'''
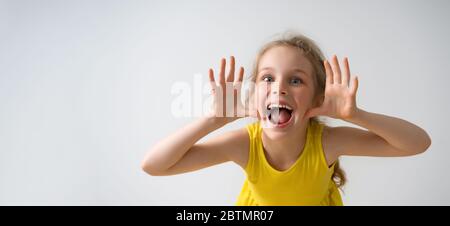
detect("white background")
[0,0,449,205]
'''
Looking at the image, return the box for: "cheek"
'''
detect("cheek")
[255,86,268,100]
[292,90,315,109]
[256,92,267,110]
[292,87,311,98]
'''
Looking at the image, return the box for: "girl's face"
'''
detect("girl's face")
[255,45,317,136]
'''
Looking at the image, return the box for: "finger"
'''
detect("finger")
[234,67,244,97]
[234,89,238,117]
[219,58,226,85]
[234,66,244,87]
[237,66,244,83]
[331,55,342,84]
[208,68,217,95]
[350,76,359,95]
[324,60,333,85]
[342,57,350,87]
[208,68,216,90]
[227,56,235,83]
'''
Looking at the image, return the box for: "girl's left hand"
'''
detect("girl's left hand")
[305,55,359,120]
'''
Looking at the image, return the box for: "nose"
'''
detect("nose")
[271,82,288,96]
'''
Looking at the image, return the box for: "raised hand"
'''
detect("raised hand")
[208,56,257,124]
[305,55,359,120]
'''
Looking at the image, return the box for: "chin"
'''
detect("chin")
[261,129,292,141]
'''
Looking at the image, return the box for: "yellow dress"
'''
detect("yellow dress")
[236,120,343,206]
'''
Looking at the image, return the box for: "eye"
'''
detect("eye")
[290,77,303,86]
[262,75,274,83]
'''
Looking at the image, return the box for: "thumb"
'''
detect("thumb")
[243,93,259,119]
[244,102,259,119]
[304,107,322,120]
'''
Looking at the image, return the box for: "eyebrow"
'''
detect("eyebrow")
[259,67,309,77]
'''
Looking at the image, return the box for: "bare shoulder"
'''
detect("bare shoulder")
[226,127,249,169]
[322,125,361,160]
[203,127,249,170]
[321,125,343,166]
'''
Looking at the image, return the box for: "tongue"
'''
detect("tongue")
[270,108,291,124]
[278,109,291,124]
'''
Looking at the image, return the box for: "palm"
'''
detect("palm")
[208,56,257,123]
[306,55,359,120]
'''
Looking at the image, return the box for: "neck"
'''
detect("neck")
[261,120,310,167]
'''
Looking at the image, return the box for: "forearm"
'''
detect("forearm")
[141,117,227,172]
[345,108,431,153]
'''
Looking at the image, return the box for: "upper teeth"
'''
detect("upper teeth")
[267,104,293,111]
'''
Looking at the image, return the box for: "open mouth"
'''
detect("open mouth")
[264,103,294,127]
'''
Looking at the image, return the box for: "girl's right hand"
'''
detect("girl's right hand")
[207,56,257,124]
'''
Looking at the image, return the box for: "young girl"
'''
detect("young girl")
[141,34,431,206]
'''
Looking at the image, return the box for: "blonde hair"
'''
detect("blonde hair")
[247,33,347,190]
